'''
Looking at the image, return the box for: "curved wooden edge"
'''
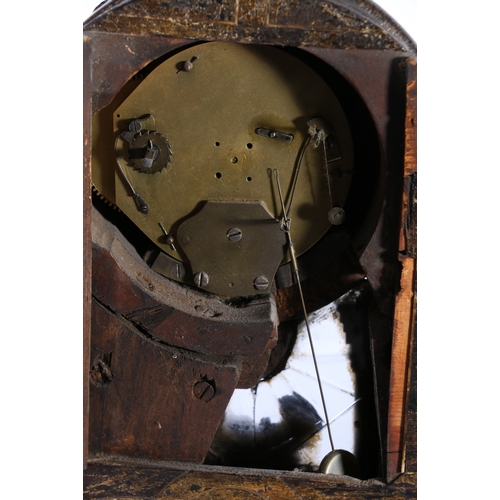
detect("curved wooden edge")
[84,0,416,55]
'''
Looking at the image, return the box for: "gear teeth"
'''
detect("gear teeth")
[128,130,173,174]
[92,184,120,212]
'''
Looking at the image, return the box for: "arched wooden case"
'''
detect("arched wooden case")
[84,1,416,497]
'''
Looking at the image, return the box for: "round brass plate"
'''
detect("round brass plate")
[93,42,353,291]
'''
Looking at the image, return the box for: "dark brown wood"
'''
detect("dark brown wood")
[87,33,192,113]
[83,35,92,469]
[84,461,416,498]
[303,48,410,318]
[89,299,242,461]
[236,350,272,389]
[92,209,278,357]
[84,0,416,55]
[275,246,366,323]
[404,317,417,474]
[84,0,417,492]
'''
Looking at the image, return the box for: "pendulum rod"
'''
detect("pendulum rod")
[274,169,335,453]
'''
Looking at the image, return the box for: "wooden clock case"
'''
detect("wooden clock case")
[83,1,416,497]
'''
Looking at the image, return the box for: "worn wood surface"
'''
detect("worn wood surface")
[89,299,242,461]
[87,32,191,113]
[84,35,92,469]
[84,461,416,498]
[302,48,410,318]
[404,318,417,474]
[386,58,417,482]
[84,0,417,491]
[84,0,416,55]
[92,209,278,357]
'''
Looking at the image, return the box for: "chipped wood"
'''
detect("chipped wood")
[84,461,417,499]
[84,0,416,55]
[84,0,417,492]
[386,58,417,481]
[386,257,415,480]
[89,299,242,462]
[91,208,278,358]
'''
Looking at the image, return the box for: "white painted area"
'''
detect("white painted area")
[217,300,361,468]
[280,303,358,457]
[223,386,255,422]
[254,381,283,425]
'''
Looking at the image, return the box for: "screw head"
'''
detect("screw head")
[227,227,242,242]
[253,275,269,291]
[90,355,113,388]
[328,206,346,225]
[183,60,194,71]
[194,272,209,288]
[170,263,186,279]
[193,381,215,402]
[129,119,142,133]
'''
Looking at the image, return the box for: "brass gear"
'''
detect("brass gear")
[128,130,173,174]
[92,185,121,211]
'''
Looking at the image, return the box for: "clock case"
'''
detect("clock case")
[84,0,416,497]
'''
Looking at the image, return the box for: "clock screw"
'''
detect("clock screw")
[194,272,210,288]
[182,56,199,72]
[227,227,242,242]
[328,207,346,225]
[129,119,142,133]
[170,263,186,279]
[253,275,269,291]
[193,380,215,402]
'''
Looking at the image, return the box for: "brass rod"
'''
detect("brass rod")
[274,168,335,453]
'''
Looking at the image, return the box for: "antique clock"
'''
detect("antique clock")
[84,1,416,497]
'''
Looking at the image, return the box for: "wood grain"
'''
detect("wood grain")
[84,461,416,499]
[386,58,417,481]
[83,35,92,469]
[89,299,242,462]
[91,208,278,358]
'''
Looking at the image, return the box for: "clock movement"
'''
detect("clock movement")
[84,1,416,497]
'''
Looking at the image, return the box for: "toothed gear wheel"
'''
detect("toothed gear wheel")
[92,186,121,211]
[129,131,172,174]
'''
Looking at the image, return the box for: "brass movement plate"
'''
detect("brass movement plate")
[92,42,353,296]
[177,201,288,296]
